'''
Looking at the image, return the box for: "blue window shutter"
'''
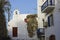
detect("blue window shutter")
[50,0,52,5]
[48,16,50,26]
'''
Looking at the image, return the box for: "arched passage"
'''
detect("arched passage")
[49,35,56,40]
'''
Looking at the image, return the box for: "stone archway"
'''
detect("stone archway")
[49,35,56,40]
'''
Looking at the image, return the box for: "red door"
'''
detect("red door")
[12,27,18,37]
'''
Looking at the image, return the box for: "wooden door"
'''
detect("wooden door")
[12,27,18,37]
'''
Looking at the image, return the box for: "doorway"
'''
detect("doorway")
[49,35,55,40]
[12,27,18,37]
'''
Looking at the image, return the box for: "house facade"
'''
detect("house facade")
[40,0,60,40]
[8,9,38,40]
[37,0,46,40]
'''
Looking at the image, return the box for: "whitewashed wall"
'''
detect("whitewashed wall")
[45,0,60,40]
[37,0,60,40]
[8,9,38,40]
[37,0,46,28]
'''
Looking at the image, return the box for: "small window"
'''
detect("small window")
[48,14,54,27]
[12,27,18,37]
[50,0,52,5]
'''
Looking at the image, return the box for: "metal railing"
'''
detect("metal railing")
[41,0,55,11]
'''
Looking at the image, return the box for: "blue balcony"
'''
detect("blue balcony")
[41,0,55,13]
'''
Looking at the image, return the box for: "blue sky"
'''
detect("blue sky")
[9,0,37,14]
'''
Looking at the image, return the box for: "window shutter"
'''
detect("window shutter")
[48,16,50,26]
[50,0,52,5]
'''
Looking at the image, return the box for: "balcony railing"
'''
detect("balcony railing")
[41,0,55,13]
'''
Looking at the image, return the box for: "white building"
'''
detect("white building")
[37,0,46,28]
[38,0,60,40]
[37,0,46,40]
[8,9,38,40]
